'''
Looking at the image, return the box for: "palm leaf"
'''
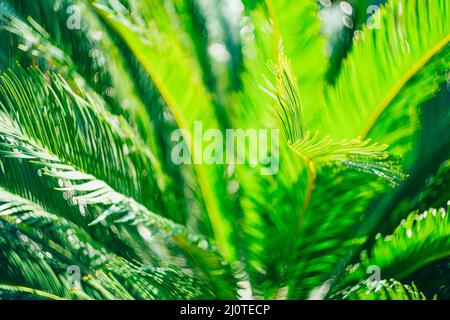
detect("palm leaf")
[286,168,391,299]
[0,187,219,299]
[323,0,449,146]
[269,48,405,184]
[224,3,312,298]
[90,0,238,261]
[331,279,426,300]
[262,0,327,121]
[0,2,172,202]
[341,202,450,287]
[0,66,238,299]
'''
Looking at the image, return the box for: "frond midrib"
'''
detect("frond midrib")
[92,4,234,262]
[0,284,65,300]
[360,33,450,138]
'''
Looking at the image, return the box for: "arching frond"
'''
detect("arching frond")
[0,1,169,199]
[262,0,327,119]
[0,284,64,300]
[323,0,449,144]
[331,279,426,300]
[342,202,450,287]
[90,0,237,262]
[269,48,405,184]
[0,187,220,299]
[0,67,162,211]
[0,109,202,243]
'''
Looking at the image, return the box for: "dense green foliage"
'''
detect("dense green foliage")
[0,0,448,300]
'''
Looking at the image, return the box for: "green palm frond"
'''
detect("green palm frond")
[0,187,113,269]
[269,48,405,184]
[0,105,210,248]
[0,217,213,299]
[342,202,450,287]
[0,284,65,300]
[90,0,238,262]
[222,4,313,299]
[287,168,393,299]
[384,158,450,235]
[263,0,327,119]
[0,67,163,210]
[323,0,449,142]
[0,218,102,299]
[331,279,426,300]
[0,70,235,287]
[0,0,163,170]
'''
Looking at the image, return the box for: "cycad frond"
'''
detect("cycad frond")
[331,279,426,300]
[342,202,450,287]
[323,0,449,142]
[286,168,394,299]
[0,67,162,211]
[0,109,201,243]
[91,0,237,261]
[226,4,313,298]
[0,30,239,299]
[0,188,219,299]
[269,49,404,183]
[262,0,327,118]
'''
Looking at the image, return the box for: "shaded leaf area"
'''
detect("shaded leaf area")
[357,155,450,262]
[323,0,387,84]
[380,87,450,230]
[264,0,328,116]
[402,257,450,300]
[0,219,213,300]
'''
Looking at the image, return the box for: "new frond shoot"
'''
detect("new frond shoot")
[267,47,405,184]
